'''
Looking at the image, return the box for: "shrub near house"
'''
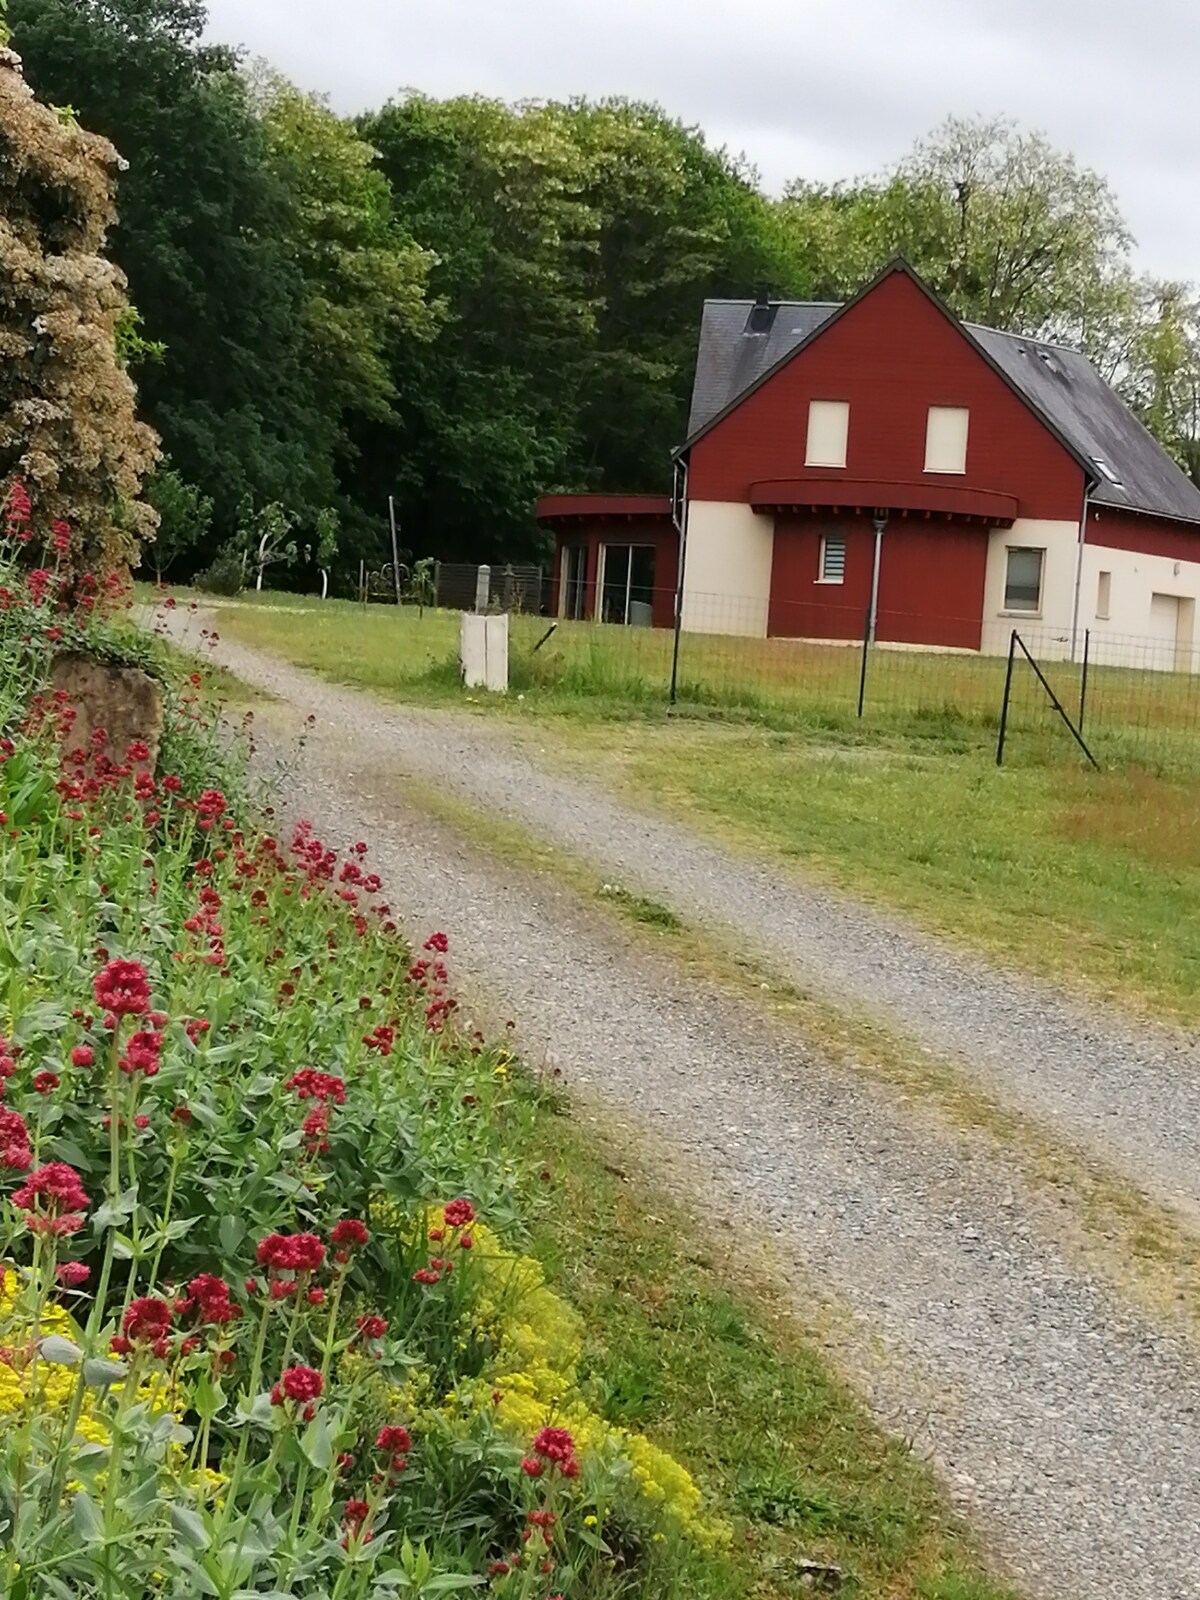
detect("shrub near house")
[0,488,720,1598]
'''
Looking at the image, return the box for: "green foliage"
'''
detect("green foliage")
[143,459,211,581]
[193,544,244,596]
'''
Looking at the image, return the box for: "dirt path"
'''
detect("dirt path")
[156,613,1200,1600]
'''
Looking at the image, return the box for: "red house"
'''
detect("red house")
[537,261,1200,666]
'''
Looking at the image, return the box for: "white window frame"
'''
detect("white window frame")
[924,406,970,474]
[805,400,849,469]
[1002,546,1045,615]
[817,533,846,585]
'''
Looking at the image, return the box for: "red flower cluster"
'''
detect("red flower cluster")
[521,1427,579,1480]
[355,1313,388,1342]
[442,1198,475,1229]
[0,1107,32,1171]
[113,1296,173,1357]
[176,1273,239,1326]
[10,1162,89,1234]
[376,1423,411,1469]
[119,1028,162,1077]
[33,1071,59,1094]
[93,958,151,1018]
[270,1364,324,1410]
[285,1069,346,1104]
[70,1044,94,1068]
[56,1261,89,1287]
[256,1231,326,1299]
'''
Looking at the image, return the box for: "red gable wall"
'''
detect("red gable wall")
[687,268,1085,522]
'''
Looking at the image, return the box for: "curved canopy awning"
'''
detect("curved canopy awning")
[749,477,1018,525]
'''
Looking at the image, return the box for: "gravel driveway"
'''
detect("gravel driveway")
[161,613,1200,1599]
[169,612,1200,1218]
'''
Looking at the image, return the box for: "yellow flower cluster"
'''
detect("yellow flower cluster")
[0,1268,108,1447]
[424,1212,726,1547]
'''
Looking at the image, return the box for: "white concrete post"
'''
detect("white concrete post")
[460,611,508,692]
[474,564,490,613]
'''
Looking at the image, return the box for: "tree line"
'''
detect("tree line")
[11,0,1200,588]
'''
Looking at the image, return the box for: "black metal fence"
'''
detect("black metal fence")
[499,585,1200,774]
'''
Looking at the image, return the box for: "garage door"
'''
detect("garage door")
[1147,593,1181,672]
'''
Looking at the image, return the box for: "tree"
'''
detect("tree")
[251,71,436,432]
[780,116,1138,366]
[0,29,157,572]
[143,458,211,582]
[10,0,332,552]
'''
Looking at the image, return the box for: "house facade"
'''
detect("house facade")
[536,262,1200,666]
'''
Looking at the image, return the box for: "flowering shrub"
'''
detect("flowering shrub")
[0,493,721,1596]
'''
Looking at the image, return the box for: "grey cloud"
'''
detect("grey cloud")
[206,0,1200,278]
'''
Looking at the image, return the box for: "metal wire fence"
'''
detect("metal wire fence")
[505,586,1200,773]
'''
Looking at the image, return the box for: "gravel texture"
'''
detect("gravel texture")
[162,614,1200,1597]
[170,613,1200,1217]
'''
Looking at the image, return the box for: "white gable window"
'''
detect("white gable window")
[805,400,849,468]
[818,533,846,583]
[924,406,969,473]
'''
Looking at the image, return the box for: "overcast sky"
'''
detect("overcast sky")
[206,0,1199,281]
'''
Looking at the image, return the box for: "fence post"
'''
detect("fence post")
[433,560,441,609]
[995,628,1018,766]
[856,608,871,718]
[474,564,490,614]
[1078,627,1090,732]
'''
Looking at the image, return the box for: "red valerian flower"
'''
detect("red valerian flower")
[256,1232,326,1272]
[70,1045,94,1068]
[442,1198,475,1229]
[56,1261,89,1286]
[343,1498,370,1527]
[423,932,449,953]
[119,1030,162,1077]
[330,1218,369,1249]
[0,1107,33,1171]
[531,1427,576,1466]
[123,1296,173,1349]
[177,1273,239,1326]
[11,1161,88,1233]
[270,1364,324,1405]
[285,1069,346,1104]
[355,1314,387,1341]
[93,958,151,1017]
[33,1072,59,1094]
[376,1424,411,1456]
[520,1457,544,1478]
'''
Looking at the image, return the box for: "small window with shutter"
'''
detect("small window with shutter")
[818,534,846,583]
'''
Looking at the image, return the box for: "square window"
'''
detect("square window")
[924,406,969,473]
[1096,570,1111,620]
[818,533,846,584]
[1004,547,1044,612]
[806,401,849,468]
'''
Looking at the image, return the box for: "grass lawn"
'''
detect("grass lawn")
[180,589,1200,1025]
[526,1092,1018,1600]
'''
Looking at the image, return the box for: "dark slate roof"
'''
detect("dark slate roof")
[685,296,1200,524]
[686,300,838,438]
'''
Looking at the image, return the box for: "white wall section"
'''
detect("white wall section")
[681,501,774,636]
